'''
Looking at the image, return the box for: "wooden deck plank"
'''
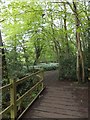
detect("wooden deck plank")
[33,106,87,116]
[35,104,87,113]
[42,96,87,103]
[23,109,82,118]
[39,101,87,112]
[40,99,78,106]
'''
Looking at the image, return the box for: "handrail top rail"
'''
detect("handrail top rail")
[16,69,43,85]
[0,69,43,90]
[0,83,12,91]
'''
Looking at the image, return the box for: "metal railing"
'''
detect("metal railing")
[0,69,44,119]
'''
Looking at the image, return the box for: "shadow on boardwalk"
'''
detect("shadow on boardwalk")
[22,70,88,119]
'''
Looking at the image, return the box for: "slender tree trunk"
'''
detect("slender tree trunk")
[33,52,40,65]
[0,30,2,83]
[23,47,29,71]
[0,31,9,81]
[88,1,90,68]
[21,40,29,71]
[63,3,69,57]
[0,30,2,119]
[33,41,42,65]
[73,1,85,82]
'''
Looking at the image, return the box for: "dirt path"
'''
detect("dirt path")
[22,70,88,119]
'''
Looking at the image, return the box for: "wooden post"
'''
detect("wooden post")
[10,79,17,119]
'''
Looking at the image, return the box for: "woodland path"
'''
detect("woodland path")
[21,70,88,119]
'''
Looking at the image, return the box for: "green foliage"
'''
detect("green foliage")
[59,55,77,80]
[1,1,88,81]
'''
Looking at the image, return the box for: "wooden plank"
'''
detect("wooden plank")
[42,92,74,99]
[44,93,76,99]
[41,99,78,106]
[45,90,73,94]
[47,86,88,92]
[47,86,72,91]
[42,96,82,102]
[37,104,87,113]
[24,109,81,118]
[33,106,87,117]
[28,115,42,118]
[44,93,88,101]
[39,102,87,112]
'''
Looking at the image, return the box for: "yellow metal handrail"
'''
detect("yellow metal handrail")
[0,69,44,119]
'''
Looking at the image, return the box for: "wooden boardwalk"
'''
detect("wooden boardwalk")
[21,70,88,119]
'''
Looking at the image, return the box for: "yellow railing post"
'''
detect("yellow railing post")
[10,79,17,119]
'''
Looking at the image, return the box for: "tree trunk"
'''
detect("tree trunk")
[0,30,9,81]
[0,30,2,86]
[33,41,42,65]
[21,40,29,71]
[0,30,2,119]
[33,53,40,65]
[63,3,69,57]
[73,1,85,82]
[87,1,90,85]
[23,47,29,71]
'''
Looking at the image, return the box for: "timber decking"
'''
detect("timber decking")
[21,70,88,119]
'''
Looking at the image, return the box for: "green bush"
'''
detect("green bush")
[59,55,77,80]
